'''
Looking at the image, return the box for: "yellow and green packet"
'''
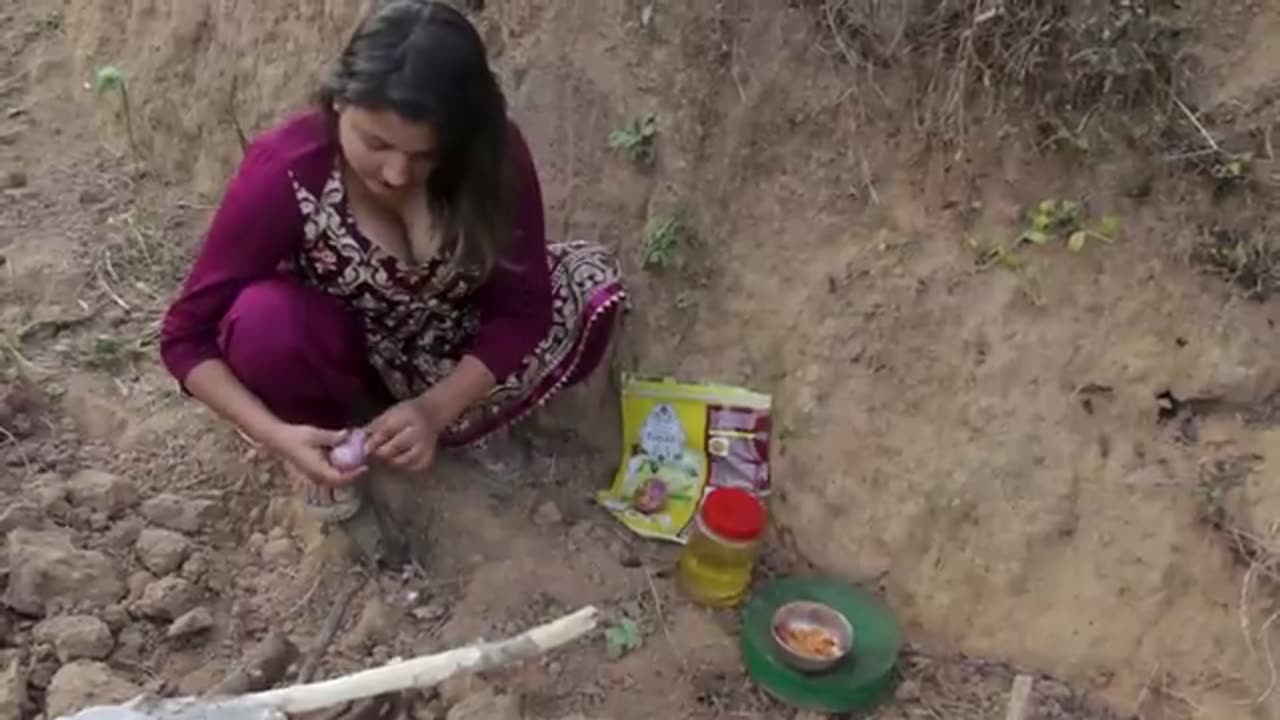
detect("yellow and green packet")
[597,374,773,543]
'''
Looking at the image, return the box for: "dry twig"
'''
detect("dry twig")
[298,573,368,684]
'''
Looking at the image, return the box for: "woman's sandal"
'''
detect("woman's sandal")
[235,428,367,526]
[283,462,364,525]
[304,483,364,525]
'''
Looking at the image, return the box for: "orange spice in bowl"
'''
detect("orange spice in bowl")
[779,623,842,660]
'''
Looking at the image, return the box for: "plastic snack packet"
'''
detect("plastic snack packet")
[597,374,773,543]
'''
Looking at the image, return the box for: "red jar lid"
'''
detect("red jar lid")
[700,488,767,541]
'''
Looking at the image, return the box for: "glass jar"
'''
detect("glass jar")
[677,487,767,608]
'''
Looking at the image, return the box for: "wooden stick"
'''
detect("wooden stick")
[1004,674,1034,720]
[60,608,597,720]
[234,606,598,714]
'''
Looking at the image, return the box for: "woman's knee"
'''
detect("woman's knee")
[218,278,366,393]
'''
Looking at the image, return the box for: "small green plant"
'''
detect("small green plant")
[1019,198,1083,246]
[1195,226,1280,301]
[1211,152,1252,189]
[85,334,141,371]
[972,199,1120,270]
[604,617,643,660]
[641,213,686,270]
[34,11,64,33]
[94,64,139,157]
[1019,198,1119,253]
[1066,214,1120,253]
[608,114,657,166]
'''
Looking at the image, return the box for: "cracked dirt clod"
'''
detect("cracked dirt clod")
[5,529,125,616]
[140,493,223,533]
[135,527,193,576]
[33,615,114,661]
[67,469,139,518]
[0,498,41,534]
[132,576,200,621]
[0,650,25,720]
[167,606,214,640]
[532,501,563,527]
[446,689,522,720]
[46,661,141,719]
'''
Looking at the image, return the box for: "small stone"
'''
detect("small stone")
[180,552,210,582]
[132,577,200,621]
[446,689,521,720]
[0,502,42,534]
[167,606,214,640]
[411,601,446,622]
[33,615,114,661]
[0,650,25,720]
[247,532,267,554]
[568,522,592,544]
[113,624,147,665]
[260,537,297,565]
[32,481,71,521]
[532,501,563,527]
[0,170,26,190]
[67,469,139,518]
[343,597,394,651]
[67,506,94,530]
[28,644,58,689]
[140,493,222,533]
[440,675,491,707]
[135,528,192,576]
[78,187,106,206]
[896,680,920,701]
[100,605,130,633]
[89,512,111,531]
[0,129,20,147]
[5,529,125,616]
[105,517,144,550]
[46,661,141,719]
[127,571,156,602]
[178,663,225,696]
[413,696,446,720]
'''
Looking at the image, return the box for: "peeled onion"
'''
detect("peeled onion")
[328,428,368,470]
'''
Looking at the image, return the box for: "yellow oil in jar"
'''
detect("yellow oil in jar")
[677,522,760,608]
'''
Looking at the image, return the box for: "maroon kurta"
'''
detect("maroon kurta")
[160,111,625,443]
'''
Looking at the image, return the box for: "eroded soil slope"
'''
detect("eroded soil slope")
[5,0,1280,718]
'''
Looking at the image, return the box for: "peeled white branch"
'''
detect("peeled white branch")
[61,605,600,720]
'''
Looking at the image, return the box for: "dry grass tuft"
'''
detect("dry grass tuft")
[1193,226,1280,301]
[816,0,1189,141]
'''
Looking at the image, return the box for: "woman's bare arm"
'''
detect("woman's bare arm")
[184,359,354,486]
[183,359,286,444]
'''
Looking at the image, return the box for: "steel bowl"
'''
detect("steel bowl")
[771,600,855,673]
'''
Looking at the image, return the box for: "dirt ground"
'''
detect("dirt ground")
[8,0,1280,718]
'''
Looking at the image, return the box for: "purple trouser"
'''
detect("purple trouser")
[215,277,619,440]
[218,278,377,431]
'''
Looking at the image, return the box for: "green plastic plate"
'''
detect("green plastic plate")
[741,576,902,713]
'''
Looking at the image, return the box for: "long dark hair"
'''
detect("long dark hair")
[318,0,513,275]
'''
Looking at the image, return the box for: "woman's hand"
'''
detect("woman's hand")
[266,424,365,487]
[366,395,447,472]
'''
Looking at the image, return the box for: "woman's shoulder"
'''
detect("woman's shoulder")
[242,109,336,187]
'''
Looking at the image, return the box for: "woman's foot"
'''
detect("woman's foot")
[287,462,363,524]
